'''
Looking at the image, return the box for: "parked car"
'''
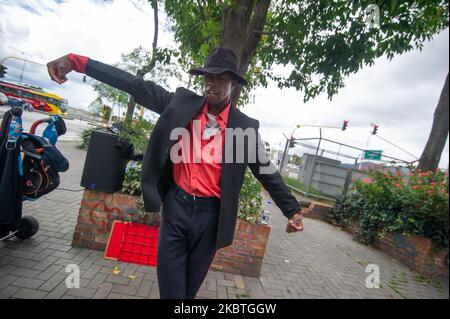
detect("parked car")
[5,97,34,111]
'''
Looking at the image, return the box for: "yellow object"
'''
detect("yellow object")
[0,80,68,115]
[113,266,121,275]
[28,88,68,116]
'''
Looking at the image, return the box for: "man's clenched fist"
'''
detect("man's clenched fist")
[47,55,73,84]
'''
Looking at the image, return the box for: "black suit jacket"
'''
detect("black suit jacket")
[86,59,300,249]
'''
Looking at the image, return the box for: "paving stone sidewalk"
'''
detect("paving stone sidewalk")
[0,142,448,299]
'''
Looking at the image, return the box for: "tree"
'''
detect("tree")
[124,0,159,124]
[91,80,129,122]
[418,73,449,172]
[88,96,105,118]
[290,154,302,166]
[163,0,448,168]
[164,0,448,103]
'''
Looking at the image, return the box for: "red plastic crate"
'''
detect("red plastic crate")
[105,221,159,267]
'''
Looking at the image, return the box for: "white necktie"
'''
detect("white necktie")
[203,113,221,139]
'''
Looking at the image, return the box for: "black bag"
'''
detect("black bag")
[21,133,69,199]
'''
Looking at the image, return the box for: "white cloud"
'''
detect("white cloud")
[0,0,173,111]
[1,1,448,168]
[246,30,449,168]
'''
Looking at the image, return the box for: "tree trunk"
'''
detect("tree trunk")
[220,0,271,106]
[125,0,159,124]
[418,73,449,172]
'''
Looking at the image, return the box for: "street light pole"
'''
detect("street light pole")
[360,123,374,169]
[279,137,290,174]
[279,125,300,174]
[279,122,350,174]
[0,56,45,66]
[306,128,322,197]
[19,52,27,83]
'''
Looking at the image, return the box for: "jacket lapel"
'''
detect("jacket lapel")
[178,97,206,129]
[220,104,241,195]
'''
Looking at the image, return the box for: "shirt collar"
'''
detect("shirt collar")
[202,102,231,129]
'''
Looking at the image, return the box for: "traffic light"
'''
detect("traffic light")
[342,120,349,131]
[372,124,379,135]
[289,137,295,148]
[0,65,7,78]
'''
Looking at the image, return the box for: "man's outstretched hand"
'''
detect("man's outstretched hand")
[47,55,72,84]
[286,211,305,233]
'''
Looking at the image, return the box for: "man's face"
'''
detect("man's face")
[203,72,236,107]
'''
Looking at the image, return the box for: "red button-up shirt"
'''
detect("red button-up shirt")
[68,53,229,198]
[172,102,230,198]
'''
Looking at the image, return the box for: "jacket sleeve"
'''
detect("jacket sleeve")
[248,131,300,219]
[85,59,174,115]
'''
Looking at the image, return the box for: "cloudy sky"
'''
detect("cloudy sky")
[1,0,448,168]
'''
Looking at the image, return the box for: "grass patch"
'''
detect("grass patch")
[388,274,408,299]
[283,177,335,206]
[283,177,325,196]
[412,273,444,293]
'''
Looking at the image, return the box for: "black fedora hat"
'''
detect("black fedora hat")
[189,47,248,86]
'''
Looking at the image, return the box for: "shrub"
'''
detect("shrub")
[119,117,154,154]
[238,168,263,224]
[122,162,142,196]
[330,168,449,249]
[76,126,105,149]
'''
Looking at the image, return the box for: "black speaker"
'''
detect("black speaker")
[80,130,127,193]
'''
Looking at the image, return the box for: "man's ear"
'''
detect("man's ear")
[231,80,237,89]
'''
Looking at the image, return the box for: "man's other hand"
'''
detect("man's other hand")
[47,55,72,84]
[286,211,305,233]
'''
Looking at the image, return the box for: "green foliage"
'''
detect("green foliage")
[120,117,155,195]
[263,0,448,101]
[119,116,155,154]
[122,163,143,196]
[116,46,182,90]
[88,96,105,117]
[163,0,264,105]
[89,46,181,120]
[331,167,449,249]
[123,192,160,226]
[289,154,302,166]
[238,168,263,224]
[122,164,160,225]
[283,176,328,197]
[76,126,105,150]
[164,0,448,102]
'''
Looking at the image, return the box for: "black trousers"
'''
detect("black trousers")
[157,183,220,299]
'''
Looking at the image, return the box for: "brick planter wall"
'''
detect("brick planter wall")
[373,233,449,277]
[73,190,271,278]
[72,190,158,251]
[303,202,333,222]
[211,219,271,278]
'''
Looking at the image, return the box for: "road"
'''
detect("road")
[0,107,97,142]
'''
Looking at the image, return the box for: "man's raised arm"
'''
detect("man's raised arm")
[47,53,173,115]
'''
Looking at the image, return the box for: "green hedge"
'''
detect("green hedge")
[331,168,449,250]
